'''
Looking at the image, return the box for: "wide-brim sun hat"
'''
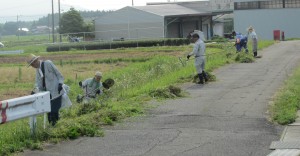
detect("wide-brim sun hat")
[27,54,40,67]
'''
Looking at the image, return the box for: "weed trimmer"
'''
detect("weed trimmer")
[178,56,194,67]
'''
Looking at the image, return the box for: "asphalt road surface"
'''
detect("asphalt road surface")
[22,41,300,156]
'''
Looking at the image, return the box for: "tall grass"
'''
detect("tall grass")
[0,41,274,155]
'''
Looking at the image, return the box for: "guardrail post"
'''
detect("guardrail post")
[29,116,37,135]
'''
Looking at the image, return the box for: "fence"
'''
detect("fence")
[0,27,166,48]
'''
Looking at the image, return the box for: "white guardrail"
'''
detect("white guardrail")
[0,91,51,134]
[0,50,24,55]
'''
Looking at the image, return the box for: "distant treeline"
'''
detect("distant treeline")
[0,10,113,36]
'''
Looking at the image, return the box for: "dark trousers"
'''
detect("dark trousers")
[48,95,62,126]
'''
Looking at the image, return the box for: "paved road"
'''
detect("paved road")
[22,41,300,156]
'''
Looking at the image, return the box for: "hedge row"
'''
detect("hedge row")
[46,38,190,52]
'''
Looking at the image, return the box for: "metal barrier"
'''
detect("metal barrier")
[0,50,24,55]
[0,91,51,134]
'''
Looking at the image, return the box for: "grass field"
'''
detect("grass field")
[0,40,277,155]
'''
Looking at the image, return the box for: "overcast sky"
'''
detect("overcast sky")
[0,0,199,23]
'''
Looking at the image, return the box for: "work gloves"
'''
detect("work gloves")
[187,55,191,60]
[30,87,39,95]
[58,83,63,94]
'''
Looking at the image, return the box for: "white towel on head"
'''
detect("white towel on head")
[191,30,206,41]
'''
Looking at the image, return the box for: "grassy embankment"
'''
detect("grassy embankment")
[0,40,274,155]
[271,63,300,124]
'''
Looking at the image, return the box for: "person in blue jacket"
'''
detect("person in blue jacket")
[232,31,248,53]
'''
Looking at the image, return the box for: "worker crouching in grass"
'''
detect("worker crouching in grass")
[77,71,103,104]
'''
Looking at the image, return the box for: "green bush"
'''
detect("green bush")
[46,38,190,52]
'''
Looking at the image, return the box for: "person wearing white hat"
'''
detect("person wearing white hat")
[78,71,103,102]
[247,26,259,57]
[28,54,65,126]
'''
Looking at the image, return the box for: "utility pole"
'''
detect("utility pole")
[17,15,19,40]
[51,0,55,43]
[132,0,134,6]
[48,14,51,41]
[58,0,62,42]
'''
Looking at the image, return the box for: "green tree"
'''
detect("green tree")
[83,22,95,38]
[3,22,18,35]
[59,8,84,36]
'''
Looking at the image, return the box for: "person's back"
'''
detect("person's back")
[194,38,206,57]
[234,32,248,52]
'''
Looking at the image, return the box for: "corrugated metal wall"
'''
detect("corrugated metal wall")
[234,8,300,40]
[95,6,214,40]
[95,7,164,40]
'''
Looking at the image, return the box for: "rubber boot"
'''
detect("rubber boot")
[245,48,249,53]
[198,73,204,84]
[253,51,257,57]
[203,71,209,82]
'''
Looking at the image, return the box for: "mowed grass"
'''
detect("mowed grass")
[0,40,275,155]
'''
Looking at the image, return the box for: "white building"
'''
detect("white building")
[234,0,300,40]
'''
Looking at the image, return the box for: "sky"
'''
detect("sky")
[0,0,198,23]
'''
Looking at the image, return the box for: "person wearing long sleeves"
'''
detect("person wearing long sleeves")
[27,54,64,126]
[232,31,249,53]
[187,32,208,84]
[79,71,103,102]
[247,26,258,57]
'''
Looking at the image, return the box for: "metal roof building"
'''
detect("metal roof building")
[94,1,232,41]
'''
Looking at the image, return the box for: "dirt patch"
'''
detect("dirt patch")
[0,90,30,100]
[0,51,183,64]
